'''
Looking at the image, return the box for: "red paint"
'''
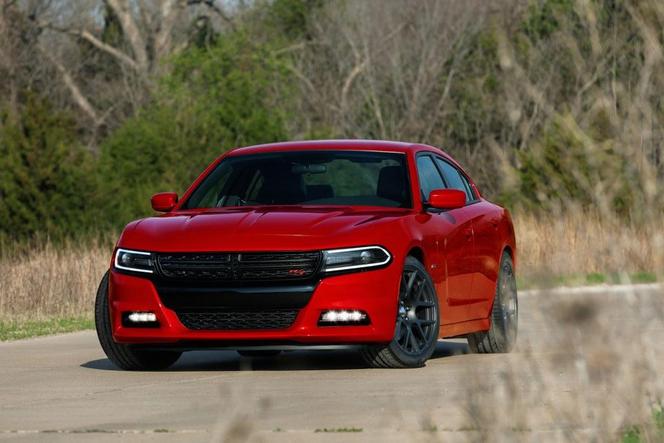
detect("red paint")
[150,192,178,212]
[428,189,466,210]
[109,140,516,345]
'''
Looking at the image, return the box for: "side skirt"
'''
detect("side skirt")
[439,317,490,339]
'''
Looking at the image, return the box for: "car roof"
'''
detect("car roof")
[227,139,444,156]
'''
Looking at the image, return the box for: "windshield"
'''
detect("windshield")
[183,150,411,209]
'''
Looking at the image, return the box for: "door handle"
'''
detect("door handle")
[463,228,473,240]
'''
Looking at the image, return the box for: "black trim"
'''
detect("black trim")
[155,251,323,283]
[156,283,317,310]
[129,341,374,351]
[176,309,299,330]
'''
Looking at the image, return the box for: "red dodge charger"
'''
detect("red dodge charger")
[95,140,518,369]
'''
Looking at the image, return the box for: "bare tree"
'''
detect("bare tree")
[15,0,236,146]
[291,0,496,151]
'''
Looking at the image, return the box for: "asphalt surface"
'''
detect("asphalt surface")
[0,284,662,442]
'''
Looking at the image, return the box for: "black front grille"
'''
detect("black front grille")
[177,310,299,330]
[156,251,322,282]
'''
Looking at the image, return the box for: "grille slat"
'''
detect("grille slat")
[157,251,321,282]
[177,310,298,330]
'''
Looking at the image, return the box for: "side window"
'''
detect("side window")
[459,174,476,201]
[416,156,446,201]
[435,158,474,203]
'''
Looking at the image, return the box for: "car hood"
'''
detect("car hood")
[119,206,410,252]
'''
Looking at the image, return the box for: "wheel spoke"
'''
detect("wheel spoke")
[405,271,417,296]
[400,274,409,296]
[415,279,425,301]
[415,321,427,341]
[408,327,420,352]
[394,319,403,340]
[403,326,412,351]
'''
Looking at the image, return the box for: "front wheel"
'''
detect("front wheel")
[95,272,181,371]
[467,252,518,353]
[361,256,440,368]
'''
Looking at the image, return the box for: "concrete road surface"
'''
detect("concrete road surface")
[1,285,662,442]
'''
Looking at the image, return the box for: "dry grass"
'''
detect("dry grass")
[516,211,664,278]
[0,212,660,327]
[0,239,111,322]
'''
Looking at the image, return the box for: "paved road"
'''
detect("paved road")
[1,285,662,442]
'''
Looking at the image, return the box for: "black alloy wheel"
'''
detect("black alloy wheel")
[361,256,440,368]
[467,252,518,353]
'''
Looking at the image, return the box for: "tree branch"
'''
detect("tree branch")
[155,0,186,63]
[38,21,139,70]
[105,0,149,71]
[40,47,101,127]
[188,0,236,29]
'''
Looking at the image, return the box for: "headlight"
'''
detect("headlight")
[114,248,154,274]
[321,246,391,272]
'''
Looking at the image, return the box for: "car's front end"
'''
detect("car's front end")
[108,242,402,348]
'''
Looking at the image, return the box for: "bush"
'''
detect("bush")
[0,95,96,240]
[97,33,292,226]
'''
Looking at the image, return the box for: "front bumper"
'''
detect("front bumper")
[108,265,400,345]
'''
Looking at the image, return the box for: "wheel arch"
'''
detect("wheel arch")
[501,244,516,270]
[406,246,425,266]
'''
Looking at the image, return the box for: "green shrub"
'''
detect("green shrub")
[97,33,292,226]
[0,96,96,239]
[507,114,639,214]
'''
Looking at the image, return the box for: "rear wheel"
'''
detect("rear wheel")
[361,256,440,368]
[95,272,181,371]
[467,252,518,353]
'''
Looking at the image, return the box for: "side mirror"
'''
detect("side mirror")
[151,192,178,212]
[428,189,466,210]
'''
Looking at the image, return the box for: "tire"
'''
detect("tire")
[467,252,518,353]
[95,271,181,371]
[361,256,440,368]
[237,350,282,358]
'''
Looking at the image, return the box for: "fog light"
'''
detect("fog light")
[128,312,156,322]
[122,311,159,328]
[318,310,369,326]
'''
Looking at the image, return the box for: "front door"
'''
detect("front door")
[415,155,476,325]
[434,156,488,320]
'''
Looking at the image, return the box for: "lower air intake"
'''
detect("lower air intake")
[177,310,299,330]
